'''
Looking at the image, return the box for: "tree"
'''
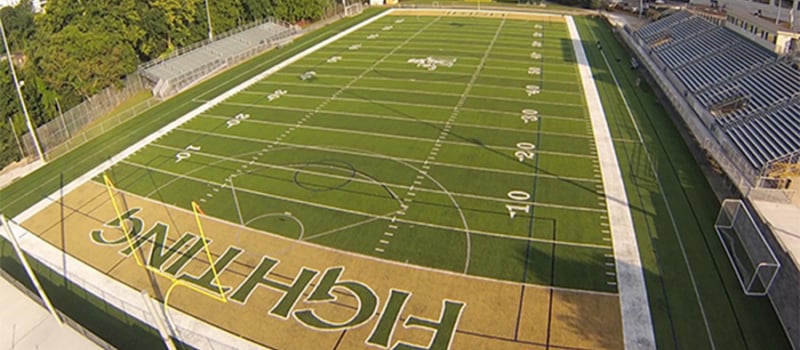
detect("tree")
[241,0,272,21]
[34,25,137,99]
[151,0,201,48]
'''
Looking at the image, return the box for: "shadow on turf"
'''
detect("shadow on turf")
[515,242,645,349]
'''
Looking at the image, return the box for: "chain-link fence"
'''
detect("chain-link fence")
[19,73,152,161]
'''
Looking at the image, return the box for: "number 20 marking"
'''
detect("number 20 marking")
[226,113,250,128]
[175,145,201,163]
[514,142,536,162]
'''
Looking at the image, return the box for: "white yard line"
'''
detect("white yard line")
[200,112,592,140]
[566,16,656,350]
[142,145,605,213]
[175,126,597,159]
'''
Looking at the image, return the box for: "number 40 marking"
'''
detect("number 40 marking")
[505,190,531,219]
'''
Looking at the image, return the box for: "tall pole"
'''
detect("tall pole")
[1,18,45,162]
[204,0,214,41]
[777,0,783,25]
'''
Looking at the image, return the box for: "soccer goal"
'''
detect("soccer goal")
[714,199,780,296]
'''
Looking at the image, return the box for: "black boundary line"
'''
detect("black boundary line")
[332,330,347,350]
[516,17,549,343]
[581,18,681,348]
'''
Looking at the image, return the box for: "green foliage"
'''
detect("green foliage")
[33,25,137,99]
[0,0,336,169]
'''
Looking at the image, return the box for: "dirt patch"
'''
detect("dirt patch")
[22,181,622,349]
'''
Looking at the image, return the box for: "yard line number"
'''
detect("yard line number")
[505,190,531,219]
[226,113,250,128]
[175,145,201,163]
[514,142,536,162]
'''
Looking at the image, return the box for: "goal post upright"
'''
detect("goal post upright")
[102,172,228,303]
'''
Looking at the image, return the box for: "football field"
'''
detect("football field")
[108,11,616,292]
[11,9,636,349]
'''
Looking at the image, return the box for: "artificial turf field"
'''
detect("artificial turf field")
[0,6,793,350]
[102,11,617,292]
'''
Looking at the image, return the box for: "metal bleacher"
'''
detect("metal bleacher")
[635,11,800,172]
[140,21,298,98]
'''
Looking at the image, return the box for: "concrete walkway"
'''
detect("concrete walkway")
[0,275,101,350]
[0,160,44,190]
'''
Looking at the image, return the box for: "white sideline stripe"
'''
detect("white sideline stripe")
[566,16,655,350]
[11,8,395,350]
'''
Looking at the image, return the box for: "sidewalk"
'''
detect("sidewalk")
[0,159,44,191]
[0,275,101,350]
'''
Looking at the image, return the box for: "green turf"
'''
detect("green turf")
[575,15,790,350]
[94,14,617,293]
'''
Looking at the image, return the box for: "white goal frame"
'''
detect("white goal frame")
[714,199,781,296]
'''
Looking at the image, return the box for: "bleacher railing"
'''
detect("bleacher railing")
[138,17,293,71]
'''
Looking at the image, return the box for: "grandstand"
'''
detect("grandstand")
[632,11,800,188]
[141,20,298,98]
[621,10,800,348]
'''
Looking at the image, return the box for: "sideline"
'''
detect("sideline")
[566,15,657,349]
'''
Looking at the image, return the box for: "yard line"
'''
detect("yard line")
[227,176,245,225]
[147,144,606,215]
[121,160,609,250]
[176,126,597,160]
[301,214,388,241]
[202,112,593,140]
[275,67,575,89]
[155,131,601,183]
[216,99,589,122]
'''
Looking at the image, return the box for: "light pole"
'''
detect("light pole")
[204,0,214,41]
[0,18,45,162]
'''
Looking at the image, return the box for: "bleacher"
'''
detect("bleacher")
[141,21,297,98]
[635,11,800,171]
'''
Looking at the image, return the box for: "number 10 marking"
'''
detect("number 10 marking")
[505,190,531,219]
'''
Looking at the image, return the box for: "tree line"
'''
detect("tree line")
[0,0,333,168]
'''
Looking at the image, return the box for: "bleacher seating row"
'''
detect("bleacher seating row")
[635,11,800,171]
[141,22,297,97]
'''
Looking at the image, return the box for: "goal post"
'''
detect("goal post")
[715,199,780,296]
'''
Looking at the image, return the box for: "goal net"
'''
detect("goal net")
[714,199,780,296]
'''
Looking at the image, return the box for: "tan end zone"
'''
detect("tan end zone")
[22,181,622,349]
